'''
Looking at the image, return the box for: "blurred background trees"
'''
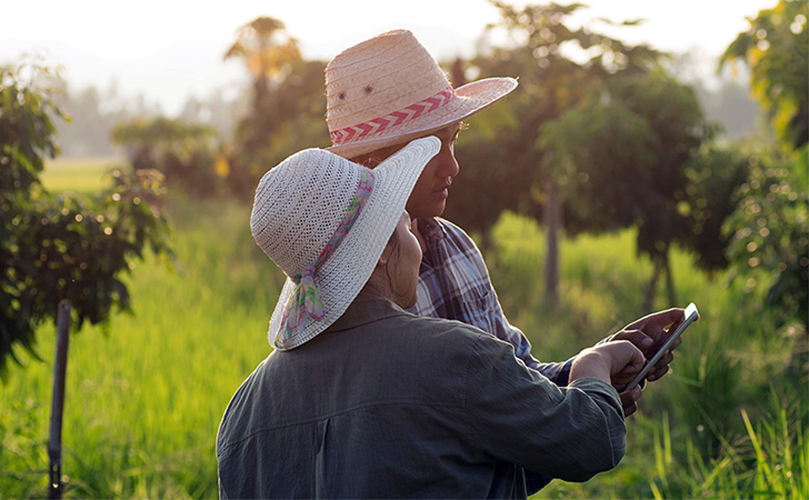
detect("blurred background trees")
[4,0,804,369]
[446,1,702,306]
[537,72,717,309]
[223,17,328,197]
[721,0,808,150]
[112,117,223,197]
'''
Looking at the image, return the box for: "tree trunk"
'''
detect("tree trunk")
[643,257,661,312]
[643,249,678,311]
[544,178,562,305]
[663,250,678,306]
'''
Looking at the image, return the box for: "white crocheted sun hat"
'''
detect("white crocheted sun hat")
[325,29,518,159]
[251,136,440,350]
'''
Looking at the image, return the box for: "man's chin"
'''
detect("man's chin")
[418,204,447,220]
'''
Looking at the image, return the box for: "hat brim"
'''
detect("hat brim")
[268,137,441,350]
[326,77,517,159]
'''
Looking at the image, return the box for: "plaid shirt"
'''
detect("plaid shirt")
[408,217,573,494]
[408,217,571,386]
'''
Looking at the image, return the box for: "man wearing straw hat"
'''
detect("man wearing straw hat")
[323,29,684,492]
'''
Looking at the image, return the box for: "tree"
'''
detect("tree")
[0,58,173,382]
[224,17,301,113]
[723,148,808,332]
[538,73,715,308]
[719,0,809,335]
[223,17,328,197]
[446,0,662,302]
[112,117,222,196]
[680,146,751,275]
[720,0,808,150]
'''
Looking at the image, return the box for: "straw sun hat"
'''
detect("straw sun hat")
[251,136,441,351]
[326,29,518,159]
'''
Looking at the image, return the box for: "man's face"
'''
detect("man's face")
[353,124,461,219]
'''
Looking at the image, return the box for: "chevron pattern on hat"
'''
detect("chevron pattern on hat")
[329,86,454,145]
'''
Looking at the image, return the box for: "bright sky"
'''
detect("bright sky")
[2,0,777,115]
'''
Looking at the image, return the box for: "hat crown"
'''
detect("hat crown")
[250,149,364,278]
[325,29,451,135]
[323,29,518,159]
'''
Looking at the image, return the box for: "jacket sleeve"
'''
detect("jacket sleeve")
[461,331,627,482]
[482,283,573,385]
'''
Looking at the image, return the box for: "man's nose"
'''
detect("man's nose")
[435,148,460,179]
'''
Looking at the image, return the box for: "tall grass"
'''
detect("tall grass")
[1,166,804,498]
[647,391,807,500]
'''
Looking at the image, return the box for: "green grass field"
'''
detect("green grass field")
[1,160,805,499]
[38,156,127,193]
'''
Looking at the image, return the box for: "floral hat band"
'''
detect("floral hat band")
[276,171,375,348]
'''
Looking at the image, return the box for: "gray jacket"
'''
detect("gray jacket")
[216,298,627,499]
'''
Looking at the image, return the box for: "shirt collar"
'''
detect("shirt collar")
[417,217,447,242]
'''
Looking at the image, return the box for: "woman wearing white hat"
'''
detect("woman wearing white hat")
[216,136,647,499]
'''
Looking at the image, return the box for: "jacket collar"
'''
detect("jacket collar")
[326,297,407,333]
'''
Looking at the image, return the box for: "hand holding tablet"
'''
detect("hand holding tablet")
[625,302,699,390]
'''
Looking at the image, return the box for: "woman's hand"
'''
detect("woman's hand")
[570,341,645,385]
[570,341,646,416]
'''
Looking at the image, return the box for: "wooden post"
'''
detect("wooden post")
[48,301,71,500]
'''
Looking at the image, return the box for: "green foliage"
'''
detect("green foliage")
[446,1,664,239]
[723,146,808,331]
[0,196,276,498]
[112,117,222,197]
[720,0,809,150]
[1,58,65,375]
[0,59,174,382]
[680,145,751,272]
[0,58,63,193]
[227,59,329,196]
[536,71,722,307]
[715,0,809,355]
[545,72,712,258]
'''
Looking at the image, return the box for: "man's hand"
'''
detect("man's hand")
[609,308,686,386]
[618,385,643,417]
